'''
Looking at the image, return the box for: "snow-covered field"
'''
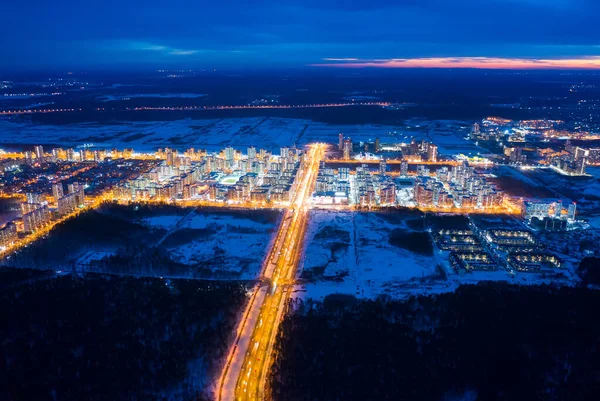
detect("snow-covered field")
[0,116,478,155]
[142,209,280,278]
[401,118,478,154]
[97,93,208,101]
[580,166,600,204]
[296,211,442,299]
[295,210,579,301]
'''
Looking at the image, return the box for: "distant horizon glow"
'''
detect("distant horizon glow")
[311,56,600,70]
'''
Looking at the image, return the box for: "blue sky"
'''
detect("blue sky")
[2,0,600,69]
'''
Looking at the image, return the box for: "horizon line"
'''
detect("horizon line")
[310,56,600,70]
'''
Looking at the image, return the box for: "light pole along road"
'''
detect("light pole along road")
[216,143,326,401]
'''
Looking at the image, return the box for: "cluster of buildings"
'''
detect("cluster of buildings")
[521,200,577,229]
[337,134,386,160]
[401,138,438,162]
[19,144,193,166]
[20,145,168,165]
[353,163,397,206]
[439,221,563,274]
[0,182,85,244]
[432,228,498,272]
[484,229,539,250]
[471,223,562,272]
[20,193,51,233]
[53,182,85,216]
[413,162,504,210]
[314,146,503,210]
[566,141,600,165]
[312,160,397,207]
[338,134,354,160]
[314,136,445,208]
[0,143,308,252]
[470,118,512,141]
[432,229,482,252]
[543,141,598,175]
[23,145,111,163]
[504,146,526,164]
[506,253,562,272]
[0,143,307,252]
[472,117,600,176]
[483,229,561,272]
[313,166,351,205]
[114,146,304,204]
[0,150,94,249]
[450,251,498,272]
[471,118,567,142]
[0,221,18,249]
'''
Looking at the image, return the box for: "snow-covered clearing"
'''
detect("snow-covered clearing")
[143,210,281,278]
[297,211,440,299]
[295,210,579,301]
[0,117,478,155]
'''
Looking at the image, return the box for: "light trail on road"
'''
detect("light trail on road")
[0,108,80,115]
[0,102,391,116]
[216,143,326,401]
[0,141,520,401]
[133,102,390,111]
[326,158,460,166]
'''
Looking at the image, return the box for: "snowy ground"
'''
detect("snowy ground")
[97,93,208,101]
[0,116,479,154]
[142,209,280,278]
[494,165,600,224]
[296,211,442,299]
[294,210,579,301]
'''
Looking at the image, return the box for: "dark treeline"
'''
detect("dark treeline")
[388,229,433,256]
[0,269,250,401]
[578,257,600,286]
[270,283,600,401]
[106,203,281,226]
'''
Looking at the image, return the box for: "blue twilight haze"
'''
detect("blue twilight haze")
[1,0,600,69]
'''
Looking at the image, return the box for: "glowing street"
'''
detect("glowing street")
[217,144,326,401]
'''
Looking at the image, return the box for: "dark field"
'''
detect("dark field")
[7,69,577,128]
[270,283,600,401]
[388,229,434,256]
[489,169,558,198]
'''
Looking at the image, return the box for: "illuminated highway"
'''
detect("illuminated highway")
[0,102,391,116]
[115,198,286,210]
[312,203,521,215]
[0,141,520,401]
[133,102,391,111]
[217,143,326,401]
[327,158,459,166]
[0,108,80,115]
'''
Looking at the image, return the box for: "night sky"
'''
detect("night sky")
[2,0,600,70]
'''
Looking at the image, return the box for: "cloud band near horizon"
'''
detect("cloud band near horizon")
[311,56,600,70]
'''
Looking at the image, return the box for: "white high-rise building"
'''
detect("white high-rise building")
[379,159,387,175]
[343,139,352,161]
[567,203,577,220]
[34,145,44,160]
[400,160,408,176]
[224,147,235,168]
[52,182,64,200]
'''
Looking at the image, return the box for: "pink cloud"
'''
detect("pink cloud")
[310,56,600,70]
